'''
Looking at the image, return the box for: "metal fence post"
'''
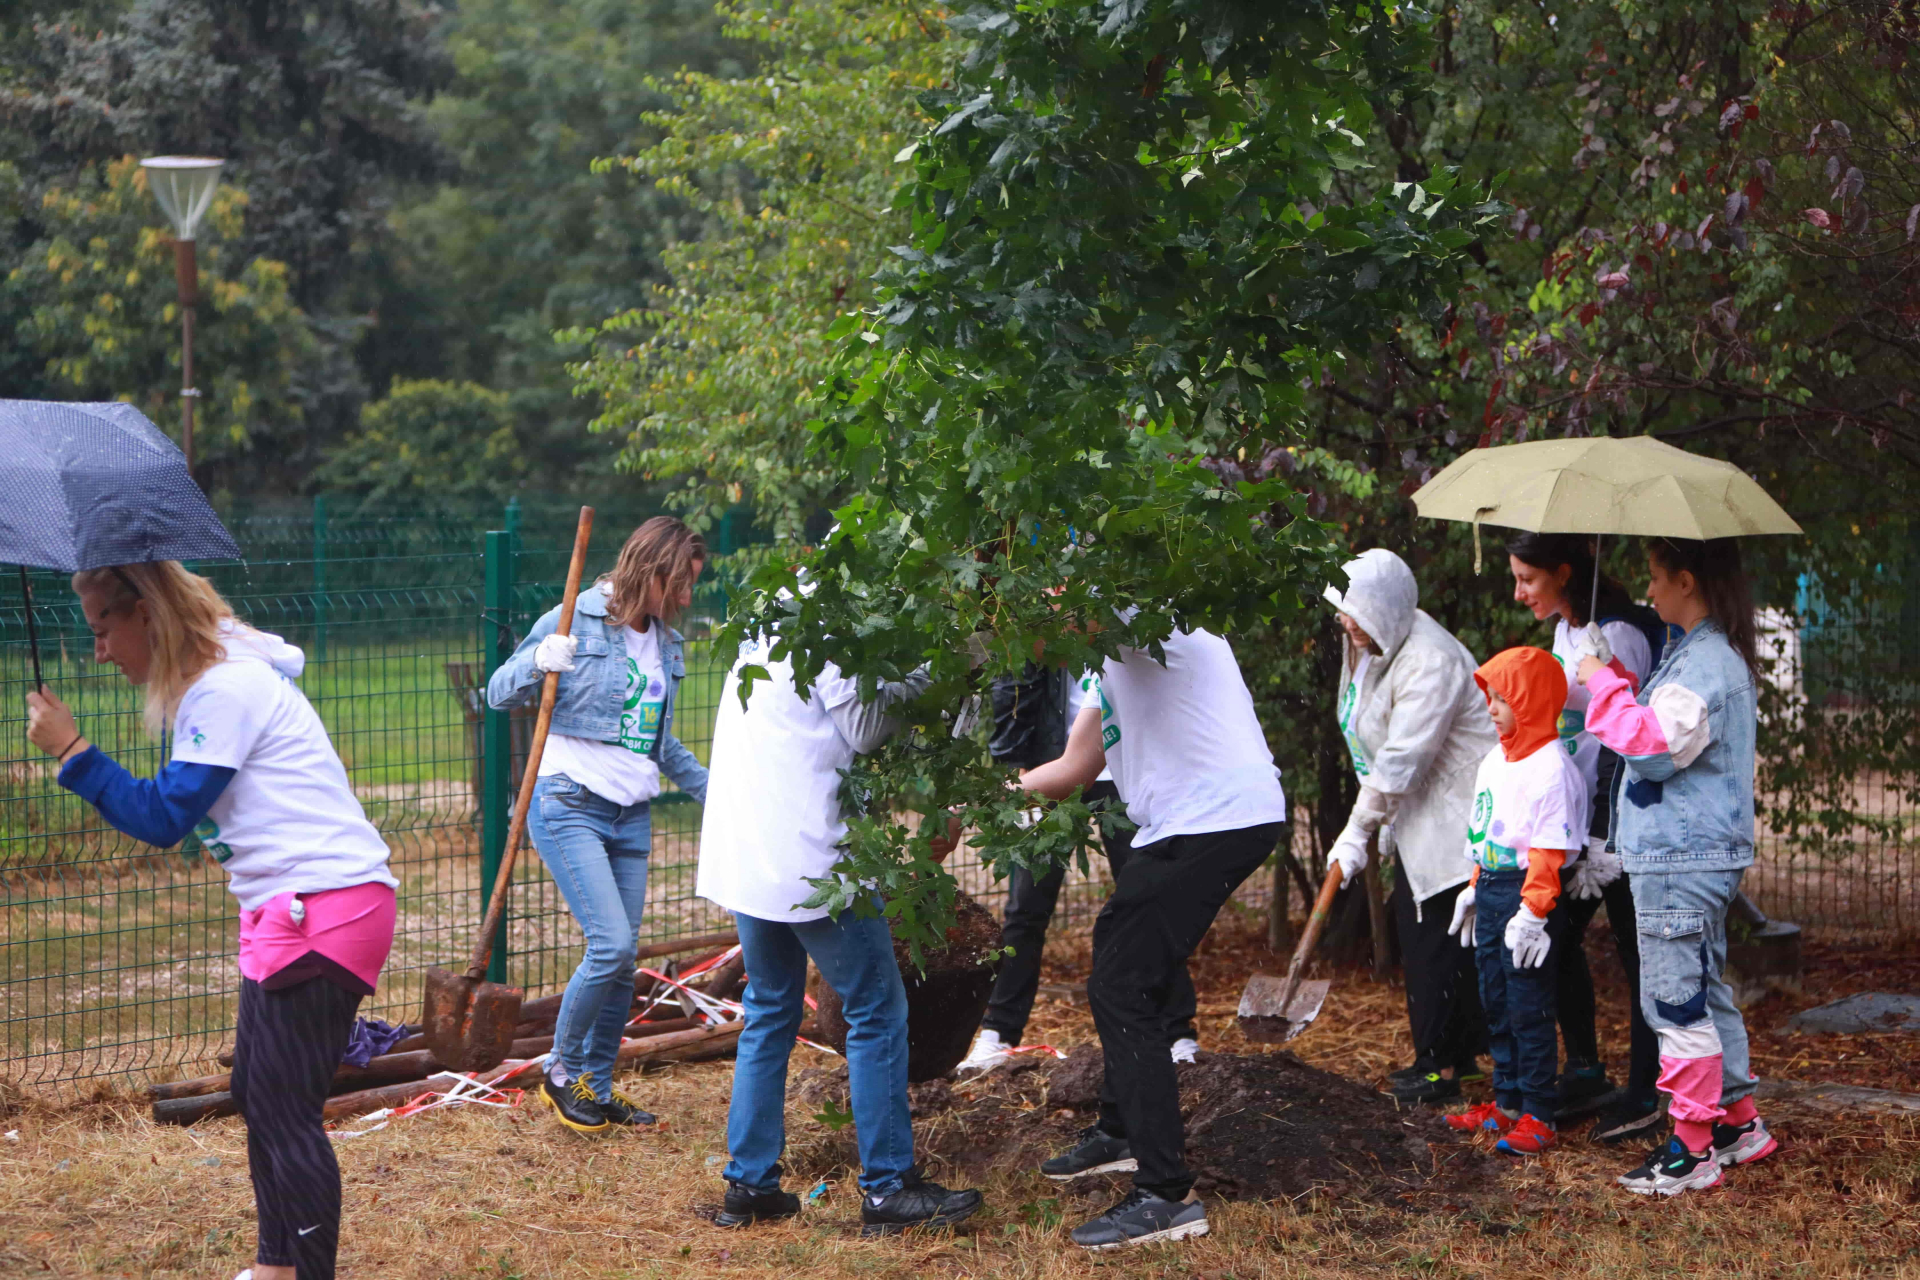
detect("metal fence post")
[480,530,514,984]
[312,493,328,663]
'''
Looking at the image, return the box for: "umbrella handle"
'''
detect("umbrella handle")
[19,566,44,695]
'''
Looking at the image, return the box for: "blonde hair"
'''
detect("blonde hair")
[600,517,707,631]
[73,561,237,738]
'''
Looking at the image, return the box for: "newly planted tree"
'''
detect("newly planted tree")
[724,0,1500,944]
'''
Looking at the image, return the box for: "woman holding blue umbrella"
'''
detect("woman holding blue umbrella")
[27,559,394,1280]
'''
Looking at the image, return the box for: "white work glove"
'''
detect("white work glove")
[533,633,578,674]
[1505,905,1553,968]
[1568,836,1623,900]
[1448,885,1477,948]
[1327,825,1369,888]
[1569,621,1612,668]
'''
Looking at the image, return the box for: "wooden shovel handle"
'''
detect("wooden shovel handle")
[463,506,595,982]
[1273,860,1346,1016]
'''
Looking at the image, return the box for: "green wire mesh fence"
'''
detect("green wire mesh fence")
[3,497,1911,1092]
[0,497,1123,1093]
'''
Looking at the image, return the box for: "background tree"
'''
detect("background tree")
[319,377,525,508]
[0,156,315,492]
[565,0,949,540]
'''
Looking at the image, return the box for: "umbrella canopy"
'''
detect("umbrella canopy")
[0,399,240,571]
[1411,434,1801,540]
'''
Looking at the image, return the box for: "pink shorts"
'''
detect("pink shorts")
[237,882,397,990]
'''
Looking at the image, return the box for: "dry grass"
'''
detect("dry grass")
[2,908,1918,1278]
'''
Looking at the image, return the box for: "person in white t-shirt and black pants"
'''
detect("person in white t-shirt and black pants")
[29,561,397,1280]
[1019,623,1287,1251]
[486,517,710,1134]
[694,634,984,1236]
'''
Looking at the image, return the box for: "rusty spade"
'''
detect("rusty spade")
[422,506,594,1072]
[1237,859,1346,1045]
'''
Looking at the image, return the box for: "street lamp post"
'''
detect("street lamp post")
[139,156,224,481]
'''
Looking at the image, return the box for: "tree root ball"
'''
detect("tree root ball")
[806,891,1001,1082]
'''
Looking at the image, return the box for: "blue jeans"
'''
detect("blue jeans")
[725,908,914,1195]
[1473,870,1564,1122]
[527,774,651,1101]
[1631,867,1756,1112]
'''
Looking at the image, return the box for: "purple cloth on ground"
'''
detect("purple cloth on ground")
[341,1017,412,1067]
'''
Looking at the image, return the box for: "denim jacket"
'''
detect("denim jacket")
[1603,620,1755,874]
[485,584,709,805]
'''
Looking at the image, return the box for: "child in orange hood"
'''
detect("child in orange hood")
[1443,647,1590,1155]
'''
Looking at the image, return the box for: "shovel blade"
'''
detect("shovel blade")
[421,966,525,1072]
[1236,972,1332,1045]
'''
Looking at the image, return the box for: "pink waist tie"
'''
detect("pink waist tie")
[238,882,397,990]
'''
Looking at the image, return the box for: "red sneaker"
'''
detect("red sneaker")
[1496,1113,1558,1155]
[1446,1101,1515,1134]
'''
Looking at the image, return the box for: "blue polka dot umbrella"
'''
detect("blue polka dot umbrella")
[1,400,240,689]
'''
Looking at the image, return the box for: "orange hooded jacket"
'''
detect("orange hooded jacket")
[1471,646,1573,918]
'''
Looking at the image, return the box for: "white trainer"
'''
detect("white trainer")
[1170,1038,1200,1064]
[955,1028,1014,1075]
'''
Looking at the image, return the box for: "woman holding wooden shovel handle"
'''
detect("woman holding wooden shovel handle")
[485,516,709,1134]
[27,560,396,1280]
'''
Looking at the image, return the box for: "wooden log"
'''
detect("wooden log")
[148,1072,233,1102]
[153,1091,239,1125]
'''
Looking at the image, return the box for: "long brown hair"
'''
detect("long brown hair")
[600,516,707,630]
[1647,537,1760,677]
[73,561,239,737]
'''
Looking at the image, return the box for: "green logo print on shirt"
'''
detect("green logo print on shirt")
[1087,675,1121,751]
[1337,676,1371,778]
[616,658,665,756]
[193,816,235,863]
[1465,787,1520,870]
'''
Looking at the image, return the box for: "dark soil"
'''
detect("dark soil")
[790,1046,1492,1209]
[807,891,1002,1082]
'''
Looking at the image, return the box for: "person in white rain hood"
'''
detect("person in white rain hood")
[1322,549,1499,1105]
[1019,618,1287,1251]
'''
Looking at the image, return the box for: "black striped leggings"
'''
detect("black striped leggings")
[229,977,362,1279]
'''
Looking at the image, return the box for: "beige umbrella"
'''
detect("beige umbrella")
[1413,433,1800,578]
[1413,434,1801,539]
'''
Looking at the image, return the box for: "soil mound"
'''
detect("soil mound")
[792,1046,1490,1207]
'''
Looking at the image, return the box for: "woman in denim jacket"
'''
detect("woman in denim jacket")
[1573,537,1779,1196]
[486,517,710,1134]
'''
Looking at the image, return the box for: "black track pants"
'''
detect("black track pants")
[980,781,1198,1045]
[1389,869,1488,1070]
[1091,822,1280,1201]
[229,976,362,1279]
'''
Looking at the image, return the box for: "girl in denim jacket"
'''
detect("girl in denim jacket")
[486,517,710,1134]
[1573,537,1779,1196]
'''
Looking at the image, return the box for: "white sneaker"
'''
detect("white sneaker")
[955,1028,1014,1075]
[1170,1038,1200,1064]
[234,1271,254,1280]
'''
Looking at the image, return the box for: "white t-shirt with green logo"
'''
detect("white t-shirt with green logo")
[538,624,667,807]
[169,627,395,912]
[1463,743,1588,873]
[1337,652,1375,779]
[1083,627,1288,847]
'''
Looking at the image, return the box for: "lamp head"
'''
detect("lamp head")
[139,157,224,241]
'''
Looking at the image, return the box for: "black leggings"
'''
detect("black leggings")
[229,976,363,1279]
[1554,869,1660,1099]
[1388,869,1487,1070]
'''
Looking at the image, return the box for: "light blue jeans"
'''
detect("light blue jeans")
[725,907,914,1195]
[527,774,651,1101]
[1631,867,1757,1113]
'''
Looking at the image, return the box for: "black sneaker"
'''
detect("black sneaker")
[601,1088,657,1127]
[858,1169,983,1237]
[1388,1055,1440,1087]
[1391,1070,1463,1106]
[1617,1137,1723,1197]
[1041,1124,1138,1181]
[714,1181,801,1229]
[1590,1093,1663,1145]
[1069,1188,1210,1250]
[539,1073,609,1134]
[1453,1057,1489,1084]
[1556,1063,1615,1117]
